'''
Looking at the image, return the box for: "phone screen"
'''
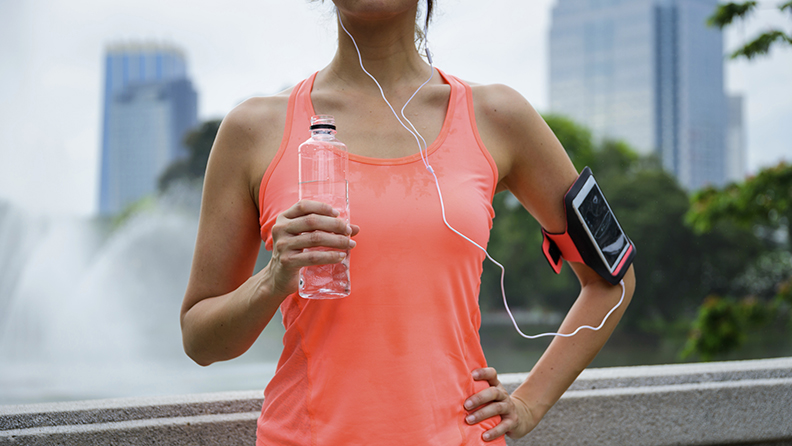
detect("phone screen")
[577,184,627,271]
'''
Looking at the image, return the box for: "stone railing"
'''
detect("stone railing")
[2,357,791,445]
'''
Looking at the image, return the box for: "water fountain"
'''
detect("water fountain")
[0,186,282,405]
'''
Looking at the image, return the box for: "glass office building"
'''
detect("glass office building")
[99,43,198,215]
[549,0,733,189]
[726,95,746,183]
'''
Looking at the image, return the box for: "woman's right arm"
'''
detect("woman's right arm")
[180,98,357,366]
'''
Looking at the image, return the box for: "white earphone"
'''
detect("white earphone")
[336,10,625,339]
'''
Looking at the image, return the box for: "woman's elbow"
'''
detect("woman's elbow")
[181,332,216,367]
[179,309,215,367]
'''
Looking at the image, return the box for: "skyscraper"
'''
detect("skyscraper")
[99,43,198,215]
[549,0,734,190]
[726,95,746,183]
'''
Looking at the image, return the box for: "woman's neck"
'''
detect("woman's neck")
[324,7,431,93]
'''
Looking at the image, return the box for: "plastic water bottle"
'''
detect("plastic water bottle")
[298,115,351,299]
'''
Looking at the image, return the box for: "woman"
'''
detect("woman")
[180,1,636,444]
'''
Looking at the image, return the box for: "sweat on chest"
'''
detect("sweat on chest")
[335,124,442,159]
[347,160,494,253]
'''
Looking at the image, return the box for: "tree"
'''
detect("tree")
[158,119,222,191]
[680,294,771,361]
[680,276,792,361]
[708,1,792,60]
[682,162,792,360]
[687,162,792,249]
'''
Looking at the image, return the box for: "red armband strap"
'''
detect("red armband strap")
[539,167,636,284]
[541,228,584,274]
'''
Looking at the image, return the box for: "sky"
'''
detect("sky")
[0,0,790,216]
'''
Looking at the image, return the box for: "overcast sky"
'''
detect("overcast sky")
[1,0,790,216]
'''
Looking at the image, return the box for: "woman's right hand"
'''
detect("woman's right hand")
[267,200,360,299]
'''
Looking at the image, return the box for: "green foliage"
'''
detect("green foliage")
[682,162,792,360]
[708,1,792,60]
[681,274,792,361]
[590,140,640,180]
[158,119,222,191]
[605,169,763,328]
[681,295,771,361]
[707,1,757,28]
[605,169,695,325]
[730,30,792,60]
[687,162,792,247]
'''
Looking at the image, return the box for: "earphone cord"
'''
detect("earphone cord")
[337,11,625,339]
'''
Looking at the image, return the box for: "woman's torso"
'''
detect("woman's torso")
[255,70,506,446]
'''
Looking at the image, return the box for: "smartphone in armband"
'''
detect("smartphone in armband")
[567,167,635,283]
[543,167,635,285]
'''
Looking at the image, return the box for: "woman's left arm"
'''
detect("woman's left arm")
[465,83,636,441]
[465,265,635,441]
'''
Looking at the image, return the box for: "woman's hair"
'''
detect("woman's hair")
[424,0,434,30]
[418,0,434,50]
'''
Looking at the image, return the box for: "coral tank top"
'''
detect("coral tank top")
[256,69,505,446]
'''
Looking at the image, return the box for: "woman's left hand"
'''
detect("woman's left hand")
[464,367,538,442]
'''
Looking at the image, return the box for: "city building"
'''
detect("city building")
[726,95,746,183]
[549,0,739,189]
[98,43,198,215]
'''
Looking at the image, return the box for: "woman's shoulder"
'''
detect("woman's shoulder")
[460,80,549,180]
[209,87,296,201]
[214,87,294,164]
[220,87,294,148]
[464,81,539,129]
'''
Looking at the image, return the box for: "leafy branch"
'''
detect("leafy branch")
[732,30,792,59]
[686,162,792,244]
[708,1,792,59]
[707,1,758,28]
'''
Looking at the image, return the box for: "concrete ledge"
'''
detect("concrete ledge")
[0,391,263,446]
[2,358,791,445]
[501,357,792,446]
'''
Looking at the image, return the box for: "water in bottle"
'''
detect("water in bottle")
[298,115,351,299]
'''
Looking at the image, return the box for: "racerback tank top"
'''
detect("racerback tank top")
[256,69,505,446]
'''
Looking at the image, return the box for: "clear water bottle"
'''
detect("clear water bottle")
[298,115,351,299]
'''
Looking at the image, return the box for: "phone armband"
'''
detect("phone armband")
[541,167,635,285]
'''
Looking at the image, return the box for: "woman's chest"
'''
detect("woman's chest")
[312,86,451,160]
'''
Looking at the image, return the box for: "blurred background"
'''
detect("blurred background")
[1,0,790,405]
